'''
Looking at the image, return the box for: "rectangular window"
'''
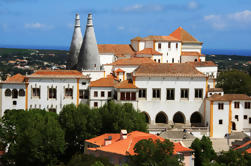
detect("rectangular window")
[249,118,251,124]
[235,115,239,121]
[219,119,223,124]
[49,108,56,113]
[82,82,86,85]
[218,103,224,110]
[108,91,112,98]
[94,91,98,97]
[176,43,178,49]
[168,42,171,49]
[126,92,130,100]
[131,92,136,101]
[245,102,251,109]
[172,58,174,63]
[195,89,203,98]
[101,91,105,97]
[158,59,160,63]
[152,89,161,99]
[79,90,84,99]
[158,43,161,50]
[94,102,98,108]
[139,89,146,98]
[48,88,56,99]
[180,89,189,99]
[121,92,125,100]
[166,89,175,100]
[32,88,40,97]
[244,115,248,119]
[65,88,73,97]
[234,102,240,109]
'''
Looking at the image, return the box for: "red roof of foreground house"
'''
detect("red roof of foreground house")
[105,57,155,66]
[86,131,193,156]
[136,48,162,55]
[3,74,25,83]
[90,77,119,87]
[169,27,202,44]
[234,140,251,154]
[28,70,89,79]
[98,44,136,58]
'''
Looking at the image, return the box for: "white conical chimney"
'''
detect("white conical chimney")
[77,13,100,71]
[67,13,83,69]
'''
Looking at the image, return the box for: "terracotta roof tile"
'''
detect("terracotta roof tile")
[208,94,251,101]
[136,48,162,55]
[3,74,25,83]
[234,140,251,154]
[134,63,205,77]
[115,68,125,73]
[106,57,155,66]
[28,70,88,79]
[142,35,180,42]
[98,44,136,57]
[187,61,217,67]
[169,27,202,44]
[86,133,121,146]
[208,88,223,92]
[131,36,143,41]
[115,80,138,89]
[87,131,193,156]
[90,77,119,87]
[181,52,205,56]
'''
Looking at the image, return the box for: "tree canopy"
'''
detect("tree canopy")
[216,70,251,95]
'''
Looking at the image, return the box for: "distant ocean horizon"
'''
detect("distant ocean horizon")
[0,44,251,56]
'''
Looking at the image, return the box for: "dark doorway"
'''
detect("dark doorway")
[173,112,185,123]
[155,112,168,124]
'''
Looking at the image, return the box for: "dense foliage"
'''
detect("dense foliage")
[129,138,181,166]
[0,102,147,165]
[216,70,251,95]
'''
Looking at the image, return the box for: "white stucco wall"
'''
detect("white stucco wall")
[182,43,202,53]
[100,54,115,66]
[82,71,105,81]
[154,42,181,63]
[195,66,218,79]
[89,87,114,108]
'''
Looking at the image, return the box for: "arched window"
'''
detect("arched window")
[5,89,11,96]
[12,89,18,99]
[190,112,202,124]
[19,89,25,96]
[173,112,185,123]
[142,112,151,124]
[155,112,168,124]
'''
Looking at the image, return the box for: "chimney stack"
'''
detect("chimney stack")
[120,130,127,140]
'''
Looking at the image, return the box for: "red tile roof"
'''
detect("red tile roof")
[115,80,138,89]
[98,44,136,57]
[136,48,162,55]
[208,88,223,92]
[134,63,205,77]
[142,35,180,42]
[106,57,155,66]
[181,52,205,57]
[90,77,119,87]
[28,70,88,79]
[115,68,125,73]
[208,94,251,101]
[3,74,25,83]
[187,61,217,67]
[87,131,193,156]
[169,27,202,44]
[86,133,121,146]
[131,36,143,41]
[234,140,251,154]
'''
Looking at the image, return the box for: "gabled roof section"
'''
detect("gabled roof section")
[181,52,205,57]
[3,74,25,83]
[142,35,180,42]
[136,48,162,55]
[98,44,136,57]
[169,27,202,44]
[187,61,217,67]
[90,77,119,87]
[87,131,193,156]
[131,36,143,41]
[28,70,89,79]
[208,94,251,101]
[105,57,155,66]
[134,63,205,77]
[115,80,138,89]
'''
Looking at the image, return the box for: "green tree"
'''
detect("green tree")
[0,109,65,166]
[129,138,181,166]
[216,70,251,95]
[216,150,250,166]
[190,136,217,166]
[66,154,113,166]
[99,101,147,133]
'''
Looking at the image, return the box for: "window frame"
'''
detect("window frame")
[234,102,240,109]
[101,91,105,97]
[48,88,57,99]
[94,91,98,97]
[195,89,203,99]
[32,88,40,98]
[65,88,73,98]
[139,89,147,99]
[152,88,161,99]
[180,88,189,99]
[244,102,251,109]
[166,88,175,100]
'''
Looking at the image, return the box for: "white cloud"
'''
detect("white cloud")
[188,1,198,10]
[228,10,251,22]
[123,4,143,12]
[204,14,226,30]
[122,4,164,12]
[24,22,53,30]
[117,26,125,30]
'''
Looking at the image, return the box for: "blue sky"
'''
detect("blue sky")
[0,0,251,50]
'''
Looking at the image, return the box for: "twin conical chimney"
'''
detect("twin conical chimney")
[77,13,100,71]
[67,14,83,69]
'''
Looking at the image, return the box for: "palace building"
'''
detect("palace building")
[0,13,251,138]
